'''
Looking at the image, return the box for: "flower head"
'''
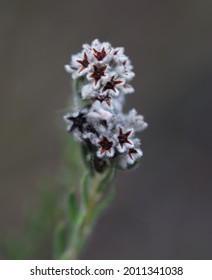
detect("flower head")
[64,39,147,171]
[65,39,135,99]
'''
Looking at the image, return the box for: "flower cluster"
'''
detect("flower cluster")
[64,39,147,171]
[65,39,134,102]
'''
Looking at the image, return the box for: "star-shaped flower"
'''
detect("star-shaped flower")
[93,47,106,61]
[89,65,107,86]
[97,136,114,158]
[127,147,143,164]
[117,127,133,152]
[102,76,122,94]
[65,112,86,133]
[95,94,111,107]
[76,52,89,73]
[128,148,137,159]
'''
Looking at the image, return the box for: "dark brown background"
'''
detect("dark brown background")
[0,0,212,259]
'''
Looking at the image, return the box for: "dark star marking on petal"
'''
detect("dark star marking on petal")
[93,47,106,61]
[90,65,107,85]
[117,127,132,148]
[128,148,138,160]
[98,136,113,154]
[76,52,89,73]
[95,94,111,107]
[67,113,86,133]
[102,76,122,93]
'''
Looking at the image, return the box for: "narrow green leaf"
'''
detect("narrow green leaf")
[70,211,86,247]
[80,172,90,210]
[93,187,116,222]
[97,166,116,193]
[54,222,66,259]
[68,192,78,225]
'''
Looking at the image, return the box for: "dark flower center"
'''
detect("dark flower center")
[76,52,89,72]
[128,148,138,159]
[68,113,86,133]
[117,128,132,147]
[103,76,122,92]
[118,134,128,144]
[99,136,113,150]
[104,81,115,90]
[95,95,111,106]
[93,48,106,61]
[93,67,105,79]
[80,59,89,68]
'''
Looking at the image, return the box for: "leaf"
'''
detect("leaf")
[68,192,78,226]
[70,211,86,248]
[80,172,90,210]
[97,166,116,193]
[54,222,66,259]
[80,144,90,169]
[92,187,116,223]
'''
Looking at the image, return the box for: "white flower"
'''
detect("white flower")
[86,65,109,90]
[95,94,112,108]
[90,39,113,65]
[126,147,143,165]
[101,74,124,97]
[65,51,92,79]
[63,108,88,133]
[96,135,115,158]
[115,127,134,153]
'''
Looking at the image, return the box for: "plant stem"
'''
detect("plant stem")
[60,169,116,260]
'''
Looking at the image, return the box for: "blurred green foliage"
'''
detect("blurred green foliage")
[4,119,85,259]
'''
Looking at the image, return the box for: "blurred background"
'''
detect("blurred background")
[0,0,212,259]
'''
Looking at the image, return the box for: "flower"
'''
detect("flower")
[91,39,113,64]
[64,110,87,133]
[65,51,92,79]
[97,136,115,158]
[102,75,123,96]
[116,127,134,153]
[95,94,111,107]
[76,52,89,73]
[127,148,143,164]
[88,65,107,87]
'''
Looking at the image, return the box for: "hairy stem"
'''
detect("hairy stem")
[60,170,115,260]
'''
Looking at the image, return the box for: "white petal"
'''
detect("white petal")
[64,65,72,73]
[81,84,96,99]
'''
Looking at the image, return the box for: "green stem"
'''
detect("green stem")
[60,169,116,260]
